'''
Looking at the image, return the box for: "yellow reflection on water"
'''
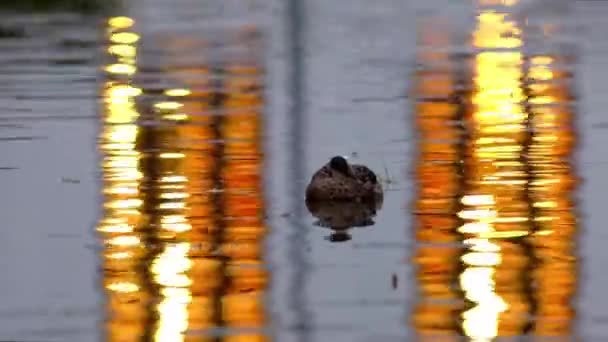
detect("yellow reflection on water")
[526,53,578,337]
[108,16,135,29]
[412,3,578,340]
[412,17,463,338]
[99,16,148,342]
[99,17,268,342]
[152,243,192,341]
[106,63,137,75]
[220,60,268,339]
[164,88,191,97]
[460,6,526,340]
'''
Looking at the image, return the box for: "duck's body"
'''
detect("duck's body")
[305,156,383,201]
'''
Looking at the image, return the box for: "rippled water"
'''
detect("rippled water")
[413,4,580,339]
[1,0,606,341]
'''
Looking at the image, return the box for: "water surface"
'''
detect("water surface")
[0,0,605,341]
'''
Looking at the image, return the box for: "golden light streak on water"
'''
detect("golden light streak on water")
[412,2,578,340]
[219,56,268,339]
[526,53,578,337]
[99,16,149,342]
[141,38,221,341]
[412,17,463,338]
[461,4,527,339]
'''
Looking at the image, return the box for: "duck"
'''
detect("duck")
[305,156,383,202]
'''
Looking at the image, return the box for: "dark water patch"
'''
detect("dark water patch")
[58,37,97,49]
[0,115,96,121]
[0,0,120,14]
[8,94,97,100]
[186,327,269,337]
[0,123,29,129]
[0,25,26,38]
[49,58,91,65]
[0,108,33,113]
[0,135,46,141]
[351,95,407,103]
[0,58,94,67]
[0,68,96,77]
[60,177,81,184]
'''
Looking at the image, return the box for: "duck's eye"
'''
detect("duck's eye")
[369,174,377,184]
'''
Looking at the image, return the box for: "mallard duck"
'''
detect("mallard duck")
[305,156,383,201]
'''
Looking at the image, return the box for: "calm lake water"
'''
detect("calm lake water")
[0,0,607,341]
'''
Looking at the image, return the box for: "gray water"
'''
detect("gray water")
[0,0,605,341]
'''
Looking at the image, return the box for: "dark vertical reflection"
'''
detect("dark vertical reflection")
[412,1,579,340]
[99,14,269,342]
[286,0,311,340]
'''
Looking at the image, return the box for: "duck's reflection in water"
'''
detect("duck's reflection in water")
[412,1,579,340]
[99,15,269,342]
[305,199,383,242]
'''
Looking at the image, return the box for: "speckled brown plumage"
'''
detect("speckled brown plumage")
[305,156,383,201]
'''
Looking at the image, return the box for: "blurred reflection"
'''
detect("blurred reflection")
[98,16,269,342]
[411,16,464,338]
[461,6,527,339]
[524,51,578,340]
[99,16,148,341]
[412,2,578,340]
[306,199,382,242]
[220,44,269,338]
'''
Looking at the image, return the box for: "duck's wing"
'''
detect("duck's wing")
[305,173,358,200]
[310,164,333,180]
[351,164,378,184]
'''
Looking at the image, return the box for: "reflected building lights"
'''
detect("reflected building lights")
[412,16,463,338]
[525,52,578,336]
[218,30,268,340]
[460,5,526,339]
[412,2,578,340]
[99,17,268,342]
[99,15,148,342]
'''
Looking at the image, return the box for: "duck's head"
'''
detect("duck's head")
[329,156,354,177]
[368,172,378,184]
